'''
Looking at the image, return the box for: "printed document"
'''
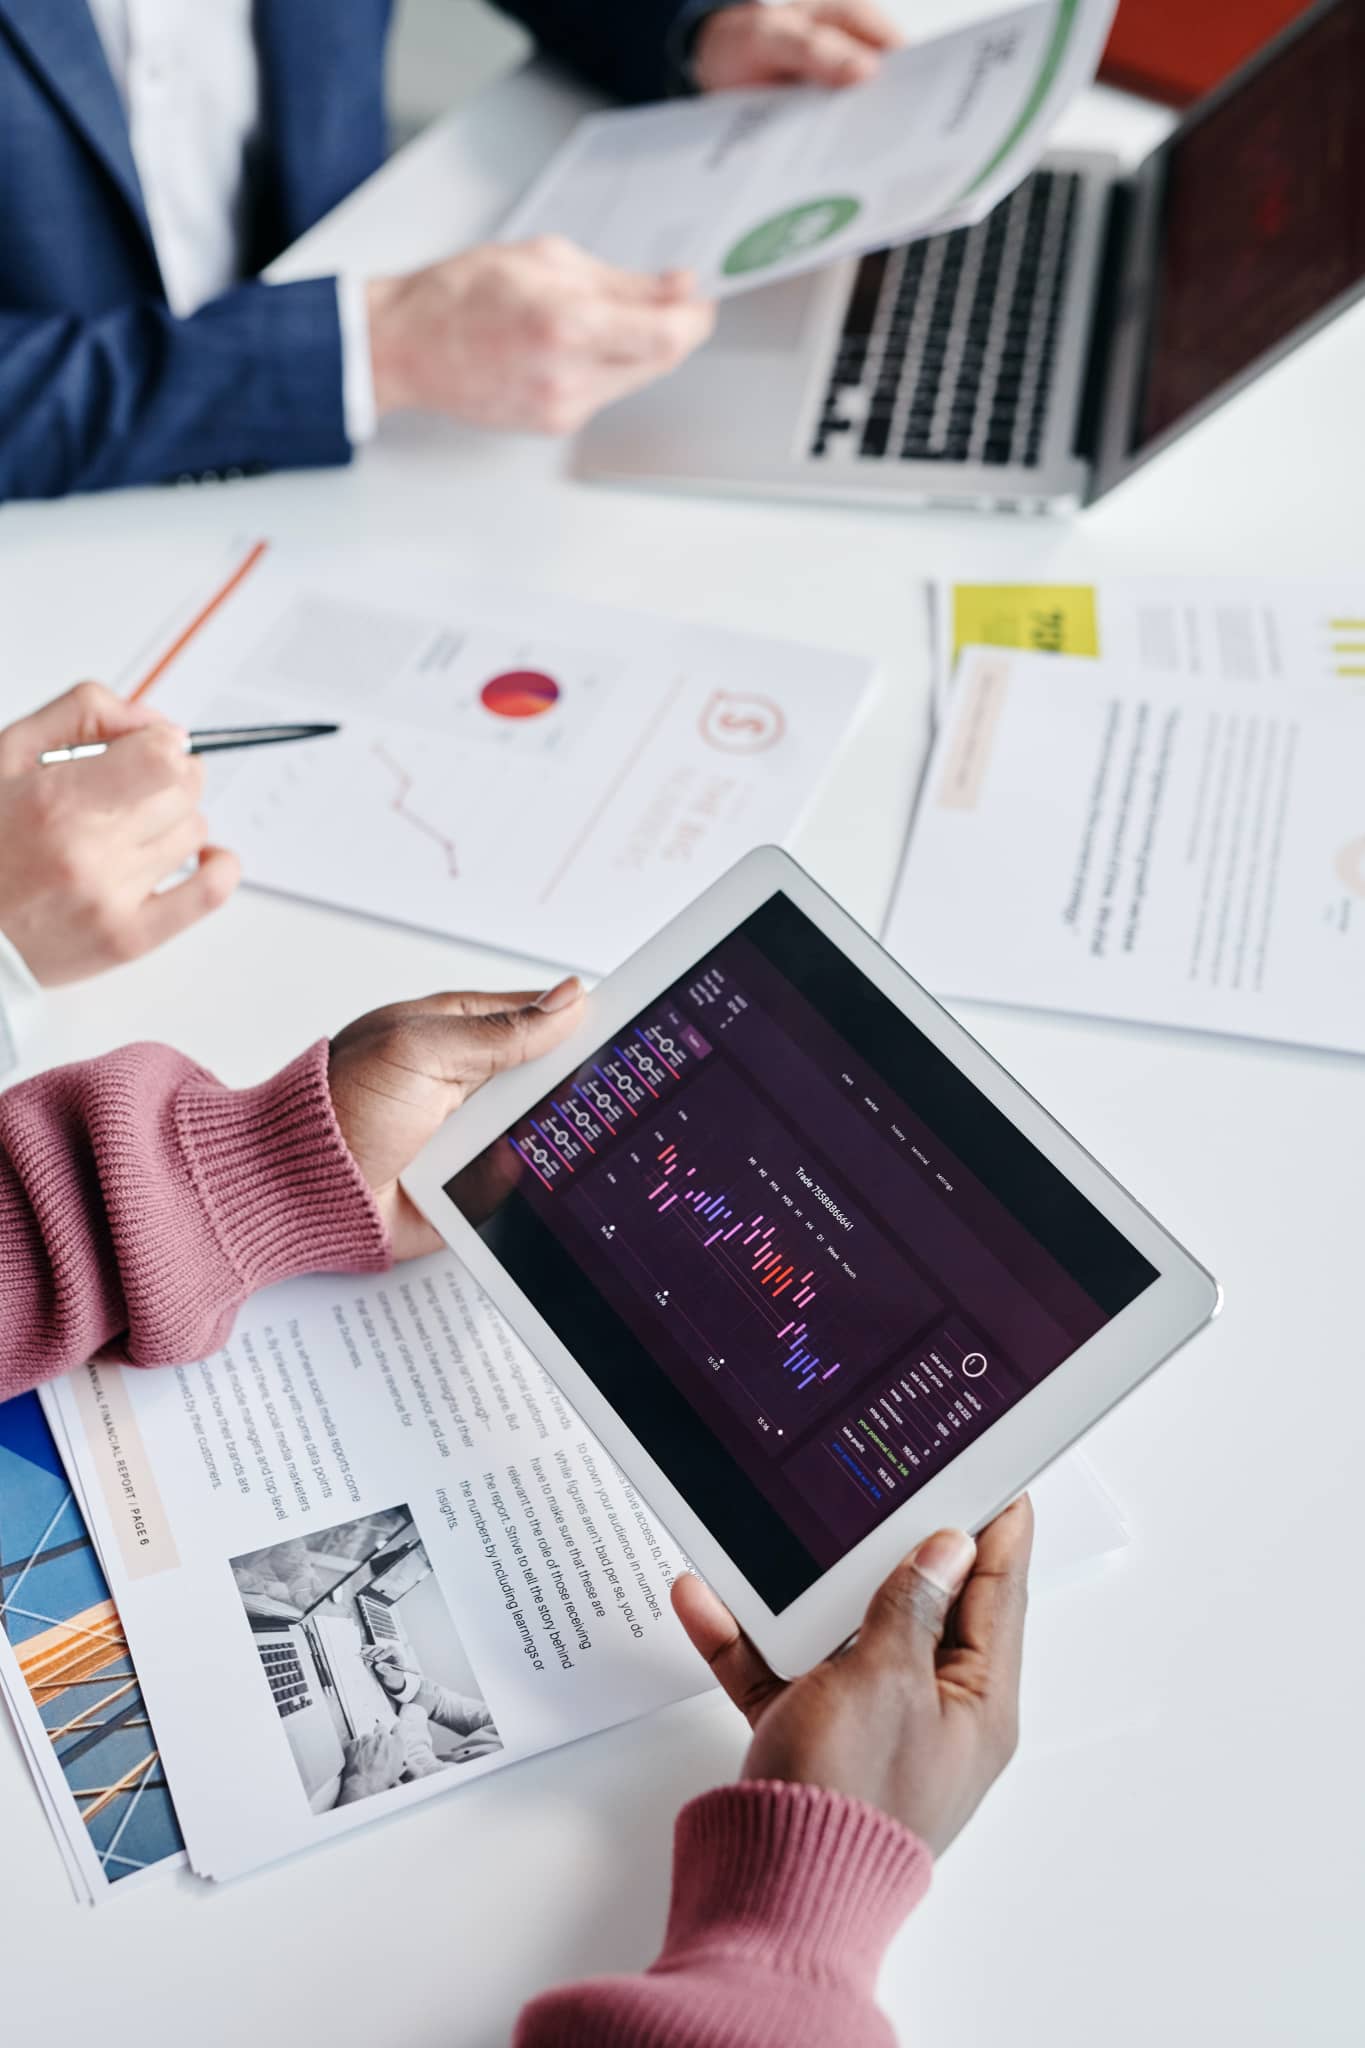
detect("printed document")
[131,542,876,973]
[502,0,1116,297]
[888,646,1365,1055]
[933,576,1365,718]
[43,1256,709,1880]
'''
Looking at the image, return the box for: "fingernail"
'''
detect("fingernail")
[534,976,582,1013]
[913,1529,976,1595]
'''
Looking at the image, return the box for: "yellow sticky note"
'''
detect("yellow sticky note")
[952,584,1100,661]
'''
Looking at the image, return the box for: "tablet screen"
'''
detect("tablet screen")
[445,893,1156,1611]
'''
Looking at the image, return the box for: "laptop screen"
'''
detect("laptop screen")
[296,1515,415,1621]
[1132,0,1364,453]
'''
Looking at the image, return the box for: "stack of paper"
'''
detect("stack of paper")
[889,577,1365,1055]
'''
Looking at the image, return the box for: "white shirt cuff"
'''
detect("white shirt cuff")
[0,927,40,1080]
[337,274,378,446]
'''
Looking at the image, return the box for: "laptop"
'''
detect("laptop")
[575,0,1363,514]
[242,1518,423,1803]
[245,1607,349,1805]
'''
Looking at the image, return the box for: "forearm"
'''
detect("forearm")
[514,1782,932,2048]
[415,1678,495,1735]
[0,277,350,501]
[0,1040,389,1397]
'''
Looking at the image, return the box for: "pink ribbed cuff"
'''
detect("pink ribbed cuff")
[660,1781,932,1985]
[174,1039,390,1294]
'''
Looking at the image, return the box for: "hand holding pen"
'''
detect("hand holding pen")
[0,682,337,987]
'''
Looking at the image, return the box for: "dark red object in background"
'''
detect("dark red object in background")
[1100,0,1316,103]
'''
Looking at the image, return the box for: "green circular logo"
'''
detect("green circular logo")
[722,196,862,277]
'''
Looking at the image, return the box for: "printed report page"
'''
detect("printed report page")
[133,544,875,974]
[44,1256,706,1881]
[888,646,1365,1055]
[934,576,1365,718]
[503,0,1117,296]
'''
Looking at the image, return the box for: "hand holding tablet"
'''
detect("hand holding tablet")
[404,848,1218,1676]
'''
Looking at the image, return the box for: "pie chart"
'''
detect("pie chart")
[480,670,561,719]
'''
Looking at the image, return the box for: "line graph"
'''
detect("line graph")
[372,741,459,879]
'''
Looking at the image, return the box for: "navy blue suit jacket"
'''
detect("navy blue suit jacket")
[0,0,710,499]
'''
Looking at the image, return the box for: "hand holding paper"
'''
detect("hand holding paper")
[502,0,1117,298]
[693,1,903,91]
[366,238,715,436]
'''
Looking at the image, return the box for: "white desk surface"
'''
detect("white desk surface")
[2,17,1363,2046]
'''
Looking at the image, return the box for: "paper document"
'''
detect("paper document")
[889,645,1365,1055]
[42,1255,713,1880]
[502,0,1116,297]
[132,542,875,973]
[0,1393,185,1901]
[933,576,1365,719]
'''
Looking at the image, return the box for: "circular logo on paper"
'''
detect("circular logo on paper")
[699,692,785,753]
[479,670,561,719]
[722,196,862,277]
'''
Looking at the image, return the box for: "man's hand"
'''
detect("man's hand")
[361,1643,420,1698]
[366,238,715,436]
[0,683,240,986]
[673,1498,1032,1856]
[694,1,903,91]
[336,1724,406,1804]
[329,979,586,1261]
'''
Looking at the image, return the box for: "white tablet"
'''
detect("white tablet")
[403,848,1219,1676]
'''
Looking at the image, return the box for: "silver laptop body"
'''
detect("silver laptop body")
[575,0,1365,517]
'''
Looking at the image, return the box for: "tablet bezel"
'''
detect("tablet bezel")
[402,846,1219,1676]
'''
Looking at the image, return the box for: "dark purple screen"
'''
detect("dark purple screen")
[447,894,1154,1610]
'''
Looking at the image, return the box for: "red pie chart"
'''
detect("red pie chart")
[480,670,561,719]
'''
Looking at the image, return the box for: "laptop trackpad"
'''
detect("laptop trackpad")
[714,272,825,353]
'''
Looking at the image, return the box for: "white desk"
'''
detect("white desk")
[3,27,1363,2048]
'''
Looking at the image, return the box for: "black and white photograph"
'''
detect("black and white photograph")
[231,1507,501,1814]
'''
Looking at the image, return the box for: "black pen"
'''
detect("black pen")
[38,722,341,764]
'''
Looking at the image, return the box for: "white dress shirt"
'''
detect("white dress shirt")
[84,0,376,434]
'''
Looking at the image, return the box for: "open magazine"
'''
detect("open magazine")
[42,1255,708,1881]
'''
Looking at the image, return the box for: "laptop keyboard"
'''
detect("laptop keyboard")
[810,168,1081,469]
[258,1639,313,1718]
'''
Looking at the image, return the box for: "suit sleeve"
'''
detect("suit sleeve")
[0,275,352,501]
[491,0,741,103]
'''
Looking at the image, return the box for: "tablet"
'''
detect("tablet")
[403,849,1219,1675]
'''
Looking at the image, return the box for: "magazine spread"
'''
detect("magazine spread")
[44,1254,707,1881]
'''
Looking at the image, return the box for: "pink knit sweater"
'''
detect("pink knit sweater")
[0,1042,933,2042]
